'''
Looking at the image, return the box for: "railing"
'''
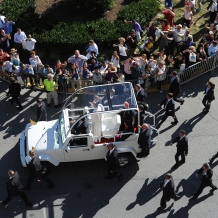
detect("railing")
[1,53,217,96]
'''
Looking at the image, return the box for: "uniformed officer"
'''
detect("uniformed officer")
[24,150,54,190]
[43,73,61,108]
[1,170,32,207]
[104,143,122,181]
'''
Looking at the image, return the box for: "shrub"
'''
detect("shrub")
[117,0,161,28]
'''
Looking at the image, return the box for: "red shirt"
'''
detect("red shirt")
[163,11,174,27]
[0,52,8,61]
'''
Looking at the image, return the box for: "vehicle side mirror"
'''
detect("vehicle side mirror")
[65,145,70,153]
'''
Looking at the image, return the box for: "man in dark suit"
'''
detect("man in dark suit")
[73,117,88,134]
[158,173,180,210]
[116,121,134,141]
[104,143,122,181]
[25,150,54,190]
[1,170,32,207]
[36,99,47,122]
[135,84,146,102]
[170,130,188,168]
[7,77,23,110]
[169,71,184,105]
[190,163,217,200]
[137,123,151,158]
[202,81,215,113]
[156,93,178,129]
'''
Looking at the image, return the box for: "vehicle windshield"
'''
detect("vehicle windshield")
[59,113,66,144]
[63,82,138,113]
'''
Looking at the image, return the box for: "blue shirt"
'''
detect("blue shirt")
[3,21,15,34]
[208,45,218,56]
[70,69,79,80]
[43,68,54,76]
[132,22,142,32]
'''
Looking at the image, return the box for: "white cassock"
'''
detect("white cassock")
[91,104,104,142]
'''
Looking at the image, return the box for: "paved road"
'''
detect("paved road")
[0,73,218,218]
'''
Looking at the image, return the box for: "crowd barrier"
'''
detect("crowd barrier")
[1,53,217,97]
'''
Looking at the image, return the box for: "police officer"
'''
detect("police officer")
[104,143,122,181]
[24,150,54,190]
[43,73,61,108]
[1,170,32,207]
[7,77,23,110]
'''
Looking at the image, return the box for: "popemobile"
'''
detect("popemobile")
[20,82,158,168]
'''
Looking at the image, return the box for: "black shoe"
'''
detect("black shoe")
[210,187,217,193]
[55,104,61,108]
[47,104,51,107]
[25,202,33,207]
[47,184,54,188]
[171,121,178,125]
[190,196,197,200]
[174,195,180,201]
[1,201,8,205]
[118,173,123,181]
[16,106,23,110]
[24,186,31,190]
[104,176,113,180]
[180,101,184,105]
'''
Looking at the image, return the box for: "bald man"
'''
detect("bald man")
[137,123,151,158]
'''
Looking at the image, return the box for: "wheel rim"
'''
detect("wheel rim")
[119,156,129,166]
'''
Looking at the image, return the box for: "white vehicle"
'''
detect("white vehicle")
[20,82,158,168]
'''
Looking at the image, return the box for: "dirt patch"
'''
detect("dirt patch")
[104,0,125,22]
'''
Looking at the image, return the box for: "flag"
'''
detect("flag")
[30,119,35,126]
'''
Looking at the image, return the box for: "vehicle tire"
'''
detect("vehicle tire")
[40,161,54,175]
[118,153,132,168]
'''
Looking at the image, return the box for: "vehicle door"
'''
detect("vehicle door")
[64,135,91,162]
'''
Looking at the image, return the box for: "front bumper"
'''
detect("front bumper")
[20,130,27,167]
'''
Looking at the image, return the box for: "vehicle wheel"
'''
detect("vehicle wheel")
[40,161,54,175]
[118,153,132,167]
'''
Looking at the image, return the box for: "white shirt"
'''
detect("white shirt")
[22,38,36,51]
[14,31,27,43]
[0,15,6,28]
[109,148,114,154]
[210,2,217,12]
[87,43,99,55]
[111,55,120,68]
[174,29,185,42]
[118,45,127,56]
[184,11,192,20]
[163,178,171,187]
[100,64,108,75]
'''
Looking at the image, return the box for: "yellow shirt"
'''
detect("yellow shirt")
[44,79,55,92]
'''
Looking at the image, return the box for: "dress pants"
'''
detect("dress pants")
[202,96,210,112]
[157,112,178,127]
[160,196,167,208]
[4,191,31,205]
[26,173,53,189]
[10,96,22,108]
[47,90,58,105]
[194,181,217,198]
[175,151,185,163]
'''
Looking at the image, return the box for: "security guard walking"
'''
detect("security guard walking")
[44,73,61,108]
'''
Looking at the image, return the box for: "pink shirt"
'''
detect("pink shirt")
[124,61,132,74]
